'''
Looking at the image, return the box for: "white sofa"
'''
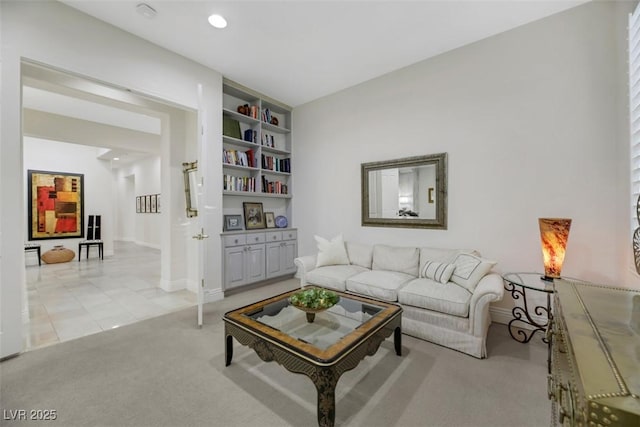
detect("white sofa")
[294,240,504,358]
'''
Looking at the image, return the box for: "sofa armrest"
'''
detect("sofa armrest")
[468,273,504,336]
[294,255,317,287]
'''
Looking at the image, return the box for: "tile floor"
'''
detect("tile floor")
[24,240,197,350]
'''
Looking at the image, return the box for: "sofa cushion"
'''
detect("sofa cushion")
[450,253,496,292]
[306,265,368,292]
[314,234,350,268]
[421,260,456,284]
[346,242,373,269]
[346,270,414,302]
[418,248,479,278]
[372,245,419,276]
[398,278,472,317]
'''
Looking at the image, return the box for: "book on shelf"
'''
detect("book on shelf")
[244,129,257,143]
[260,154,290,173]
[223,116,241,139]
[223,149,256,168]
[224,174,256,192]
[262,108,272,124]
[261,176,288,195]
[261,133,275,148]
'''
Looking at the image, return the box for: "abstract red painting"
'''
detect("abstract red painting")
[28,170,84,240]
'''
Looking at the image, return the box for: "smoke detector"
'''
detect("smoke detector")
[136,3,157,19]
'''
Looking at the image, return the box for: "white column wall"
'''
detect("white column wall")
[0,1,223,357]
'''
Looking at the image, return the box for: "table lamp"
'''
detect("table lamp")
[539,218,572,281]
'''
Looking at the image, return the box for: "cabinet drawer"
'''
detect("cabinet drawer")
[246,233,266,244]
[266,231,282,242]
[282,230,297,241]
[223,234,246,247]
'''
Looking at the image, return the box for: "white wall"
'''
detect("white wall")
[116,156,162,249]
[292,1,639,317]
[23,137,115,257]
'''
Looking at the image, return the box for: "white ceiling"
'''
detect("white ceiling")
[61,0,590,107]
[23,0,590,166]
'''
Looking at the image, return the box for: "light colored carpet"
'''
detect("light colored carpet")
[1,279,550,426]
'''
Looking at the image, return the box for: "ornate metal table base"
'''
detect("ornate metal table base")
[504,280,551,343]
[224,317,402,427]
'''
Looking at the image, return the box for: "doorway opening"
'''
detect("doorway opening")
[21,61,200,350]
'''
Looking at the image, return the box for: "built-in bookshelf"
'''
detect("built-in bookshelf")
[222,78,293,228]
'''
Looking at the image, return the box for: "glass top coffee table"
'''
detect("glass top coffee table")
[223,286,403,427]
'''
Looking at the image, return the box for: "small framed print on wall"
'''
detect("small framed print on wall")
[136,196,141,213]
[151,194,157,213]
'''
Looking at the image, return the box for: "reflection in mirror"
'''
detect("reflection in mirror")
[182,161,198,217]
[362,153,447,229]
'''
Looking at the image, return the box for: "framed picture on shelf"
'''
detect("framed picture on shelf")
[136,196,141,213]
[265,212,276,228]
[151,194,157,213]
[224,214,243,231]
[243,202,265,230]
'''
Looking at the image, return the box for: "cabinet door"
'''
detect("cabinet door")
[245,244,266,283]
[281,240,298,274]
[224,246,246,289]
[266,242,283,279]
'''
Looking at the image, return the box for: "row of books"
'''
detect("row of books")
[262,177,288,195]
[261,155,291,173]
[223,149,255,168]
[223,175,256,192]
[223,174,288,194]
[262,108,273,124]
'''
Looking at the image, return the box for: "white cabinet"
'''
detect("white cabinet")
[223,233,266,290]
[265,230,298,279]
[222,229,297,290]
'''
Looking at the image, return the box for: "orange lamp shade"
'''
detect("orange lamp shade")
[538,218,572,280]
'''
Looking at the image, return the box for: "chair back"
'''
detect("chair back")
[87,215,102,240]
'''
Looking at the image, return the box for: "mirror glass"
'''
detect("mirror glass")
[362,153,447,229]
[182,161,198,217]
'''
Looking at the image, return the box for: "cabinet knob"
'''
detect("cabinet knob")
[234,239,239,244]
[254,237,259,241]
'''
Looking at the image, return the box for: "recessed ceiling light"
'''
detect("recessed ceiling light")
[113,157,120,161]
[208,14,227,29]
[136,3,157,19]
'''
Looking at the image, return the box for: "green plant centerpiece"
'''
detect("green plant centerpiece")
[289,288,340,323]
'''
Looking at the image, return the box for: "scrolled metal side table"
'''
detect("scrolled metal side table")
[502,272,555,344]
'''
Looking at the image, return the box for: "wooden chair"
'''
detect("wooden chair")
[78,215,103,261]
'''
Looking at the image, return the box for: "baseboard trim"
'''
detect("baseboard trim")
[204,288,224,303]
[134,241,161,250]
[160,278,187,292]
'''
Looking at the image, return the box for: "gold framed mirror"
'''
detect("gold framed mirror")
[361,153,447,229]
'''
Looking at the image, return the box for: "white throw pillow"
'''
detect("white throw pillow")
[421,260,456,284]
[315,234,350,268]
[450,253,496,292]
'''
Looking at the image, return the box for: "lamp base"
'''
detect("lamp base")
[541,275,558,282]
